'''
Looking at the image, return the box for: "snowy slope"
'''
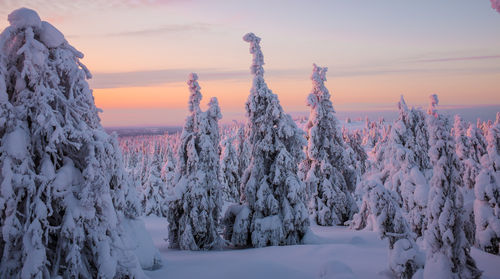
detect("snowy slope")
[142,216,499,279]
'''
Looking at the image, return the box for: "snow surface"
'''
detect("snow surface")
[142,216,500,279]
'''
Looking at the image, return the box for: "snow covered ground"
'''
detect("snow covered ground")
[142,216,500,279]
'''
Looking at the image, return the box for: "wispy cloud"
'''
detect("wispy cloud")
[89,65,500,89]
[0,0,187,24]
[90,69,243,89]
[0,0,183,12]
[103,23,209,37]
[413,55,500,63]
[89,68,309,89]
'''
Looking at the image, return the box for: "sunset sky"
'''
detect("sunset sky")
[1,0,499,126]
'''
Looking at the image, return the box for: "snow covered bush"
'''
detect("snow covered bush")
[300,64,357,226]
[351,176,423,278]
[223,33,309,248]
[424,95,481,278]
[167,73,222,250]
[0,8,160,278]
[474,112,500,254]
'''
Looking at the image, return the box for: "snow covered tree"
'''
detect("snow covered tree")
[223,33,309,248]
[351,176,423,279]
[342,128,367,177]
[161,143,176,192]
[0,8,160,278]
[167,73,222,250]
[219,136,240,202]
[373,96,430,237]
[474,112,500,254]
[236,126,251,188]
[424,95,481,279]
[362,119,382,148]
[141,142,168,217]
[467,122,487,167]
[300,64,357,226]
[453,115,478,245]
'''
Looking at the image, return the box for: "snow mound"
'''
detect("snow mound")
[121,218,163,270]
[318,261,355,279]
[40,21,66,48]
[8,8,41,30]
[4,128,28,160]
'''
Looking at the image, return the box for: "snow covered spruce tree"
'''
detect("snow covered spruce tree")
[351,176,423,279]
[219,136,240,202]
[342,127,368,177]
[453,115,479,245]
[223,33,309,248]
[236,126,251,188]
[474,112,500,254]
[0,8,161,278]
[161,144,176,192]
[167,73,222,250]
[141,142,168,217]
[424,95,481,278]
[373,96,430,238]
[300,64,357,226]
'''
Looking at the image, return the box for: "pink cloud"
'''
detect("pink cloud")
[415,55,500,63]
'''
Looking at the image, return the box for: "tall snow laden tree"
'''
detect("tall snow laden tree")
[474,112,500,254]
[167,73,222,250]
[453,115,479,245]
[141,142,168,217]
[222,33,309,248]
[351,176,423,279]
[0,8,161,278]
[424,95,481,279]
[374,96,430,238]
[299,64,357,226]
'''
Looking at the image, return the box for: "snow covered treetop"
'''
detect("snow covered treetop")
[307,63,330,108]
[187,73,202,113]
[7,7,41,29]
[311,63,328,87]
[397,95,409,119]
[398,95,408,112]
[427,94,439,117]
[6,8,67,49]
[208,97,222,120]
[243,32,265,78]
